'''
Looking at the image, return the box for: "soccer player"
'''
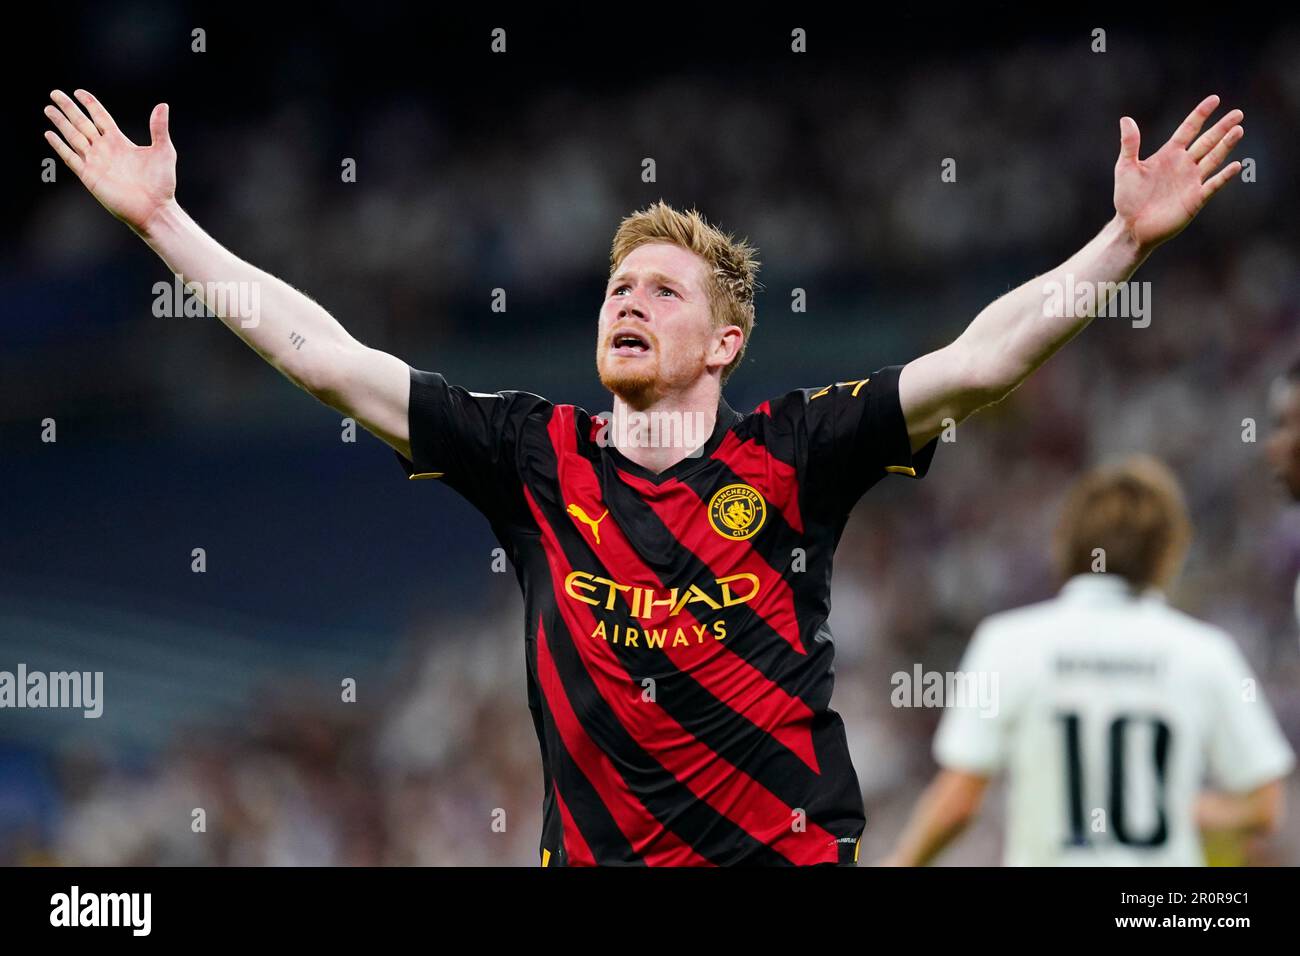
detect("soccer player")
[45,88,1247,865]
[883,457,1295,866]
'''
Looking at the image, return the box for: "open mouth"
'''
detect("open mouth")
[610,331,651,354]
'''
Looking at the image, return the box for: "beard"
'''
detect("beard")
[597,349,661,407]
[597,326,667,407]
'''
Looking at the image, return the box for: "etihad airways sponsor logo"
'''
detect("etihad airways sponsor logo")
[589,619,728,647]
[564,570,760,618]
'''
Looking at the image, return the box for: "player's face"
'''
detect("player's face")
[1266,378,1300,501]
[597,242,730,407]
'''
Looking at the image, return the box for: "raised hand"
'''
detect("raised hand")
[44,90,177,235]
[1113,94,1244,252]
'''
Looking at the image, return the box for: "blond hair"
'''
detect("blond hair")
[1053,455,1192,591]
[609,200,760,382]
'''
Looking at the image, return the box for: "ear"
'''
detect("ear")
[708,325,744,373]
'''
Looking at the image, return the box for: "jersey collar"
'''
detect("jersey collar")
[1060,573,1167,605]
[605,397,742,485]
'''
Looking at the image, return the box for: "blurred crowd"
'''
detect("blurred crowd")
[5,23,1300,865]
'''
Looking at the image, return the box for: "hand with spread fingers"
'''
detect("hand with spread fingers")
[44,89,177,236]
[1113,94,1244,252]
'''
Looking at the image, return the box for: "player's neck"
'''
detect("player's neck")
[607,382,721,474]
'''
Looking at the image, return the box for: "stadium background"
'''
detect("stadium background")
[2,7,1300,865]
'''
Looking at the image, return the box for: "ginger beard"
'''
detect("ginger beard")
[597,325,660,407]
[596,324,710,408]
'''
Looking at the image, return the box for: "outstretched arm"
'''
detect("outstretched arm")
[43,89,412,457]
[899,94,1244,451]
[879,768,991,866]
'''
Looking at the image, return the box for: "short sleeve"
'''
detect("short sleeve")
[1204,639,1296,793]
[932,623,1013,776]
[396,367,551,523]
[763,365,938,517]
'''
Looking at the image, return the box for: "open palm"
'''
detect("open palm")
[44,89,176,233]
[1114,94,1244,250]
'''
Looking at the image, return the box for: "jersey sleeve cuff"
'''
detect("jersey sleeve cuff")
[395,367,449,481]
[868,364,938,479]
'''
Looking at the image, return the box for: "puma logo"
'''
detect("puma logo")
[567,503,608,544]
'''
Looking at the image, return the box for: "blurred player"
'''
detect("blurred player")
[883,456,1295,866]
[45,88,1247,865]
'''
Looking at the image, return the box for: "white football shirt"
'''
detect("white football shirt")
[934,574,1295,866]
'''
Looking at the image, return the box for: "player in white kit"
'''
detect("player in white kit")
[885,456,1294,866]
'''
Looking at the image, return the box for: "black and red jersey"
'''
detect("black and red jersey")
[396,365,937,865]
